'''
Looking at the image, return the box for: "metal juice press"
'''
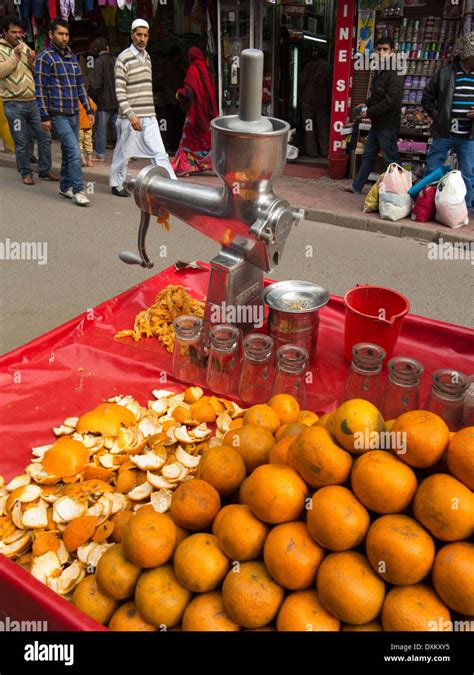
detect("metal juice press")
[120,49,304,333]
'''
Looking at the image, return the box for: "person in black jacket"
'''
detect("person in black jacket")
[422,33,474,211]
[88,38,118,162]
[348,38,404,194]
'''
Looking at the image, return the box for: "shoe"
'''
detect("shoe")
[30,155,38,163]
[72,191,90,206]
[39,171,60,181]
[60,187,74,199]
[344,186,362,194]
[22,175,34,185]
[111,187,130,197]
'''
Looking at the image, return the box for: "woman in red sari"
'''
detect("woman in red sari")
[172,47,218,176]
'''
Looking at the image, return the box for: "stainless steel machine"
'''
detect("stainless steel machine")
[120,49,304,333]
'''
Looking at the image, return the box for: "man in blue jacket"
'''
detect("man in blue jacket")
[422,33,474,211]
[36,19,94,206]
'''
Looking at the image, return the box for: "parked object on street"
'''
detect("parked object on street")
[344,285,410,365]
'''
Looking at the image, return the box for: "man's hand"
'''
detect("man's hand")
[130,116,143,131]
[13,43,23,58]
[88,113,95,126]
[27,49,36,63]
[41,120,52,131]
[467,107,474,120]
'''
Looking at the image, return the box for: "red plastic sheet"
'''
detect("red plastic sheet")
[0,263,473,630]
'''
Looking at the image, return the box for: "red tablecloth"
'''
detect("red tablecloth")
[0,263,473,630]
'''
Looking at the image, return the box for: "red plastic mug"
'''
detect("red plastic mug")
[344,285,410,365]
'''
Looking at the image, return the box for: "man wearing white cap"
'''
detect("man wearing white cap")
[110,18,176,196]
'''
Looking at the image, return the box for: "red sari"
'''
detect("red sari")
[172,47,218,176]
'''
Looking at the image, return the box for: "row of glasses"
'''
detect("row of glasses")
[172,316,309,405]
[342,342,471,430]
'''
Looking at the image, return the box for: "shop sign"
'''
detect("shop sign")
[329,0,357,153]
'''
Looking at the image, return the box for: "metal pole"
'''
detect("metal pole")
[217,0,223,115]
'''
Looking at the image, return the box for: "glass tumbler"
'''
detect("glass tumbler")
[342,343,386,407]
[272,344,308,406]
[172,315,205,384]
[206,324,241,397]
[238,334,274,405]
[424,369,469,431]
[381,357,424,420]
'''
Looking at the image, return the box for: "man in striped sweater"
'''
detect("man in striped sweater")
[109,18,176,197]
[422,33,474,211]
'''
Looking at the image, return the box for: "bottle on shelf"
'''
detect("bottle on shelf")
[238,334,274,405]
[272,344,308,407]
[381,357,424,420]
[342,343,386,408]
[424,369,470,431]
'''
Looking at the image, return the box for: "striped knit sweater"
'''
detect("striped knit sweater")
[0,39,35,102]
[115,46,155,119]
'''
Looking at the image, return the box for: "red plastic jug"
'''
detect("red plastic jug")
[344,285,410,365]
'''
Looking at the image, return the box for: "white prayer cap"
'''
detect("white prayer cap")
[131,19,149,31]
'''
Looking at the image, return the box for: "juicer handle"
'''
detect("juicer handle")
[119,211,154,269]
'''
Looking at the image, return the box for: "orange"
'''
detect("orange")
[111,511,135,543]
[315,412,334,433]
[274,425,288,442]
[96,543,142,600]
[351,450,417,514]
[316,551,385,625]
[93,520,114,543]
[197,446,246,496]
[447,427,474,489]
[122,509,176,567]
[190,399,217,423]
[381,585,451,632]
[31,532,59,557]
[281,422,307,438]
[212,504,235,537]
[108,600,157,631]
[413,473,474,541]
[366,515,435,585]
[182,591,241,631]
[135,564,193,628]
[244,464,308,524]
[384,419,395,432]
[222,561,284,629]
[76,402,135,436]
[269,435,297,465]
[42,437,89,478]
[342,621,383,631]
[115,469,138,494]
[163,512,189,547]
[223,424,275,473]
[243,404,281,433]
[217,504,269,561]
[289,426,353,488]
[268,394,300,425]
[170,479,221,531]
[296,410,319,426]
[263,521,324,590]
[306,486,369,551]
[276,590,340,632]
[332,399,384,454]
[62,515,98,553]
[72,574,119,625]
[83,465,114,482]
[432,542,474,615]
[391,410,450,468]
[174,533,230,592]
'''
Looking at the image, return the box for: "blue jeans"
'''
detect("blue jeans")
[353,128,400,193]
[51,114,83,193]
[426,135,474,210]
[94,109,117,158]
[3,100,52,177]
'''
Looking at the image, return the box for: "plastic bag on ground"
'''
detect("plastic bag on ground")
[411,184,437,222]
[435,170,469,229]
[378,183,413,221]
[380,163,413,194]
[363,173,384,213]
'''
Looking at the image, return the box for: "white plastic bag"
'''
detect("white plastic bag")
[378,183,413,221]
[380,163,413,194]
[435,170,469,228]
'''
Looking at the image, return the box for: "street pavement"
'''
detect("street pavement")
[0,164,473,355]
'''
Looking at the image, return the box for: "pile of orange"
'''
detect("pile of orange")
[68,395,473,632]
